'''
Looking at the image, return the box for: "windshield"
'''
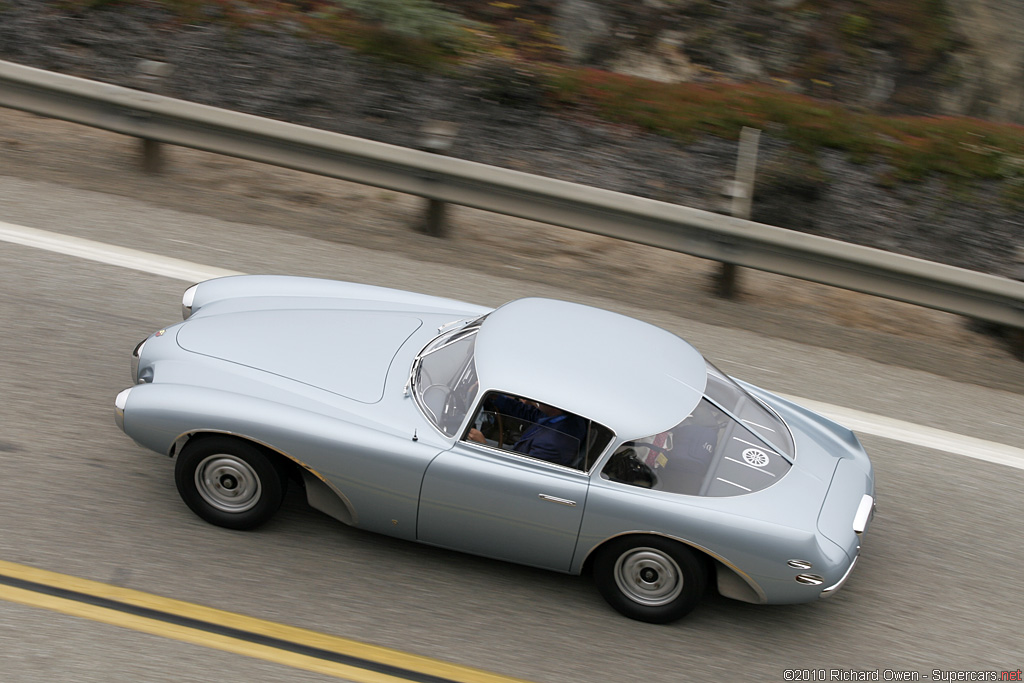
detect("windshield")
[412,319,483,437]
[601,362,794,497]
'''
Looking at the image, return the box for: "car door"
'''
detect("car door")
[416,441,590,572]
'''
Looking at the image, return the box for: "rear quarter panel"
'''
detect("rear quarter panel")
[573,477,851,604]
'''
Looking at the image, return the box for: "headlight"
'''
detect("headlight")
[114,388,132,432]
[182,284,198,320]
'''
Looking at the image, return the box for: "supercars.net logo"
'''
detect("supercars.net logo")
[784,669,1023,681]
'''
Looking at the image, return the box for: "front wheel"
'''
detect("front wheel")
[174,437,286,530]
[593,536,707,623]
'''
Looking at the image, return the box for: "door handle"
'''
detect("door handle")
[538,494,576,507]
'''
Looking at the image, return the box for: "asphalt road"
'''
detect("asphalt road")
[1,172,1023,682]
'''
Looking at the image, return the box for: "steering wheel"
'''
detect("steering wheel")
[419,383,451,422]
[623,440,671,460]
[420,383,450,400]
[605,448,657,488]
[473,410,504,448]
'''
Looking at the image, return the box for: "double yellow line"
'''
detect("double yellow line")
[0,559,529,683]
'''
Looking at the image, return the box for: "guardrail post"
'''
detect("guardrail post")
[716,127,761,298]
[135,60,173,174]
[417,121,458,237]
[1013,246,1024,359]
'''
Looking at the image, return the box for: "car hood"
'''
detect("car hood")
[175,309,423,404]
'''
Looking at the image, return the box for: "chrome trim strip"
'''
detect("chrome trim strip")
[821,554,859,597]
[436,317,473,334]
[538,494,576,507]
[795,574,824,586]
[853,494,875,535]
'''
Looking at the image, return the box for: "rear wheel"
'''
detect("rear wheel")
[593,536,707,623]
[174,437,286,530]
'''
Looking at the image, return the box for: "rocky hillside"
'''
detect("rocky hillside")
[0,0,1021,277]
[531,0,1024,124]
[434,0,1024,124]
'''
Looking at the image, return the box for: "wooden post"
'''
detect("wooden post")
[135,60,173,174]
[1013,246,1024,360]
[417,121,458,237]
[716,127,761,298]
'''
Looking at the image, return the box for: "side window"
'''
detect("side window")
[463,392,612,471]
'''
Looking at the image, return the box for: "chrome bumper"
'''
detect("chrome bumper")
[821,552,859,598]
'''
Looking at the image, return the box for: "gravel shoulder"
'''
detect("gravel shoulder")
[3,107,1022,394]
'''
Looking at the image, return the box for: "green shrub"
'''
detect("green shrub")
[840,14,871,39]
[546,66,1024,185]
[334,0,477,52]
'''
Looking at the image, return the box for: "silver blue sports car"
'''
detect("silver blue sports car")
[115,275,875,623]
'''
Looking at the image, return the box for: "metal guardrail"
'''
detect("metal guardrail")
[2,59,1023,329]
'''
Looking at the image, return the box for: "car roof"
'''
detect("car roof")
[473,298,707,439]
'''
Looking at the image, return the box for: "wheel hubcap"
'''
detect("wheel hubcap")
[195,454,262,513]
[613,547,684,607]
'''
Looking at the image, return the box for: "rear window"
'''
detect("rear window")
[704,362,794,456]
[601,362,794,497]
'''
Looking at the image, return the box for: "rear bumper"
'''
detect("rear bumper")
[821,550,859,597]
[819,494,874,598]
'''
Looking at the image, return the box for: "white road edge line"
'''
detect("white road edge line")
[3,220,1023,471]
[0,221,242,282]
[778,395,1024,471]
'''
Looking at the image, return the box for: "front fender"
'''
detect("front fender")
[119,383,444,539]
[186,275,491,319]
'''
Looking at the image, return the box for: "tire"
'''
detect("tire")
[593,536,707,623]
[174,436,286,530]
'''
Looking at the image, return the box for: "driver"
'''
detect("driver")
[467,394,586,468]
